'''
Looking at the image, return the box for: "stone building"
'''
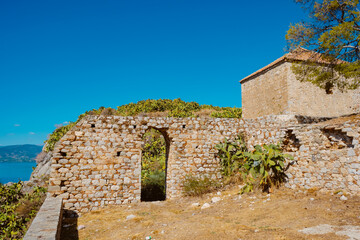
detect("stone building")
[240,49,360,119]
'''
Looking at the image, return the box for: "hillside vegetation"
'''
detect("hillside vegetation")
[0,145,43,163]
[45,99,242,152]
[0,182,46,240]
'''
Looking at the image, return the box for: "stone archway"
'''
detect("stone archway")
[140,127,170,201]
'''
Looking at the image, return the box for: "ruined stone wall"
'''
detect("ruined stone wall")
[241,62,289,119]
[49,115,360,213]
[49,116,255,212]
[284,121,360,194]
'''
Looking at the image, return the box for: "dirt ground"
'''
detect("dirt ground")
[61,186,360,240]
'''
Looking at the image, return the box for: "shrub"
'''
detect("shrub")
[0,182,46,240]
[167,108,195,118]
[182,175,221,197]
[100,107,117,116]
[117,98,201,117]
[210,107,242,118]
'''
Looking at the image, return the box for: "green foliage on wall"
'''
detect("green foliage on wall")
[44,122,76,152]
[0,182,47,240]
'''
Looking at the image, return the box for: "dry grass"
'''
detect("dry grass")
[70,186,360,240]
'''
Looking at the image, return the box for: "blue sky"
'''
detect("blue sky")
[0,0,306,145]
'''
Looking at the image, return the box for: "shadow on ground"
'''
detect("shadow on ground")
[60,209,79,240]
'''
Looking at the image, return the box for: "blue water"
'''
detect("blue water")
[0,162,37,184]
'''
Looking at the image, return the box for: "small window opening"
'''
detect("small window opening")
[133,125,137,129]
[182,125,186,129]
[91,124,95,128]
[60,152,67,157]
[117,151,121,157]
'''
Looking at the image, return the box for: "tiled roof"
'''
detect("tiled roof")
[239,48,345,83]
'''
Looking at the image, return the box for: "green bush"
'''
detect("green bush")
[210,107,242,118]
[117,98,201,117]
[0,182,47,240]
[182,175,221,197]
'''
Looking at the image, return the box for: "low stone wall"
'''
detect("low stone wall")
[48,114,360,213]
[24,197,63,240]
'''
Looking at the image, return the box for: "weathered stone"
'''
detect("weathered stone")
[48,115,360,213]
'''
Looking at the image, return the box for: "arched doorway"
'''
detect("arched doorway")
[141,128,169,201]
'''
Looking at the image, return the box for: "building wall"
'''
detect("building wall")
[241,63,289,119]
[286,62,360,117]
[241,61,360,119]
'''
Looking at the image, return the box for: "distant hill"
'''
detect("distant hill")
[0,144,43,163]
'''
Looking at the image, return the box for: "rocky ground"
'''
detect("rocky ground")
[61,185,360,240]
[21,148,52,192]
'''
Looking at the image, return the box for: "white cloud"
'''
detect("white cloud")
[54,121,70,129]
[14,124,20,127]
[29,132,36,135]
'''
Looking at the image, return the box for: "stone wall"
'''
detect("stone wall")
[49,115,360,213]
[23,197,63,240]
[241,62,289,119]
[284,121,360,193]
[241,61,360,119]
[49,116,252,212]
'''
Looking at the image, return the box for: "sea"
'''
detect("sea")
[0,162,37,184]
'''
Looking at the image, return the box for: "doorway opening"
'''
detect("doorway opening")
[141,128,169,201]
